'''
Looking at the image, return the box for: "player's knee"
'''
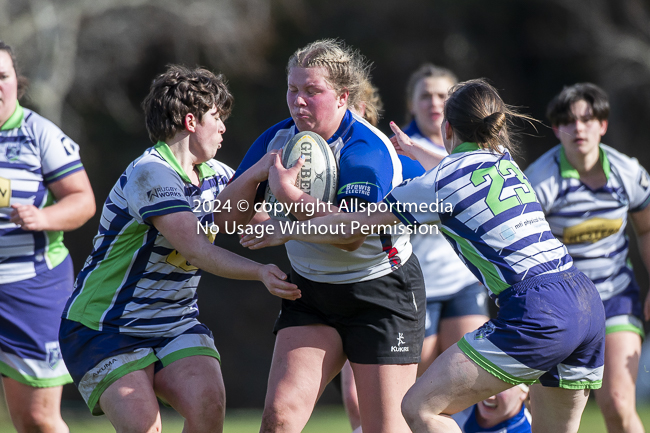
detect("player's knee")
[185,397,225,431]
[12,406,62,433]
[599,389,636,424]
[401,389,429,427]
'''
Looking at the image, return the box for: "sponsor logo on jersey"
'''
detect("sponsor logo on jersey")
[45,341,62,370]
[147,186,182,201]
[5,141,20,161]
[391,332,410,352]
[61,137,75,156]
[338,182,377,198]
[562,218,623,244]
[0,177,10,208]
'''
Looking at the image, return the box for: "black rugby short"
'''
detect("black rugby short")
[273,256,426,364]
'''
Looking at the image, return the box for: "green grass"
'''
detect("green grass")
[0,401,647,432]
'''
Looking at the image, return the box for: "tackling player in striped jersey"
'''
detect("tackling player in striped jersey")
[58,65,299,432]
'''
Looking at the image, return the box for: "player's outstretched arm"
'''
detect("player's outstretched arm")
[151,211,300,300]
[631,205,650,321]
[389,122,445,171]
[240,210,400,250]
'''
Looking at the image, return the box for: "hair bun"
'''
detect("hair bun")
[476,112,506,142]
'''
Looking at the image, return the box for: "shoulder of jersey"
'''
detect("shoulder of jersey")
[600,143,640,168]
[265,131,338,220]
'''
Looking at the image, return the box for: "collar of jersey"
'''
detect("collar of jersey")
[327,110,354,144]
[559,145,610,180]
[154,141,216,182]
[0,101,24,131]
[451,142,480,154]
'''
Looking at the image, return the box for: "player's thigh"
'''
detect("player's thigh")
[404,343,511,416]
[529,384,589,433]
[2,378,63,420]
[351,362,417,433]
[594,330,642,403]
[437,315,489,353]
[340,361,361,430]
[99,363,161,433]
[265,325,346,410]
[154,355,225,420]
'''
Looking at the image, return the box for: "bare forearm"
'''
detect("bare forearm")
[40,191,95,231]
[186,242,264,281]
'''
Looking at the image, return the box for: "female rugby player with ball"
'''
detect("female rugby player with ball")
[217,39,425,433]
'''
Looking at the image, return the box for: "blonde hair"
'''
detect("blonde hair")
[353,79,383,126]
[287,39,371,110]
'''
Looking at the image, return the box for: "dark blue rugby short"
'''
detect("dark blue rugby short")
[458,267,605,390]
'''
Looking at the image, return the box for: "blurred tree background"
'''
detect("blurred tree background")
[2,0,650,409]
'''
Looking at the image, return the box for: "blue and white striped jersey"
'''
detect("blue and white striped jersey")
[386,142,573,296]
[62,142,234,337]
[0,103,85,284]
[234,110,410,284]
[401,121,479,299]
[525,144,650,300]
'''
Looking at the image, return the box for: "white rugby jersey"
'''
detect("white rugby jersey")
[402,121,479,298]
[525,144,650,300]
[0,103,84,284]
[63,142,234,336]
[233,110,411,284]
[386,142,573,296]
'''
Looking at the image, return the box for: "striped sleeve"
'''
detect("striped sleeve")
[123,161,191,223]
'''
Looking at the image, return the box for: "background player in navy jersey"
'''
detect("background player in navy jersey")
[58,65,299,433]
[243,79,605,433]
[0,41,95,433]
[218,39,425,433]
[452,385,531,433]
[526,83,650,433]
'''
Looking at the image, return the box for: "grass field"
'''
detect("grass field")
[0,400,648,432]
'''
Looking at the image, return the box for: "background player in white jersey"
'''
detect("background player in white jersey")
[243,79,606,433]
[399,64,488,376]
[58,65,299,433]
[525,83,650,433]
[452,385,531,433]
[218,39,425,433]
[0,41,95,433]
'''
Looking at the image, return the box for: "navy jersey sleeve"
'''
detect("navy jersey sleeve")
[336,134,396,204]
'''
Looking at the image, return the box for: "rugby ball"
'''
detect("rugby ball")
[264,131,338,220]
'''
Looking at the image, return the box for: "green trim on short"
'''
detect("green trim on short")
[457,338,536,386]
[160,347,221,368]
[87,352,158,415]
[0,360,72,388]
[558,378,602,390]
[606,323,645,338]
